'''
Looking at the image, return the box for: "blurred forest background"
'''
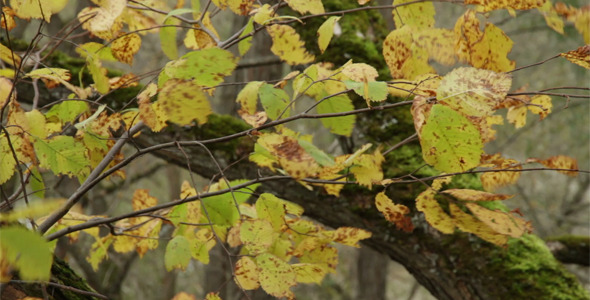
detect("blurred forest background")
[5,0,589,299]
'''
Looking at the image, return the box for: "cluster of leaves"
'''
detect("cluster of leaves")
[0,0,588,298]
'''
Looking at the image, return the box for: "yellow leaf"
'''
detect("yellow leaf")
[256,133,319,179]
[0,134,18,184]
[256,253,296,299]
[171,292,197,300]
[326,227,372,247]
[560,45,590,69]
[252,4,274,24]
[317,16,340,54]
[342,63,378,82]
[416,189,455,234]
[1,7,17,31]
[299,244,338,273]
[480,155,522,191]
[538,1,564,34]
[86,54,110,94]
[292,263,327,284]
[87,237,113,270]
[465,0,545,12]
[527,95,552,120]
[437,67,512,117]
[375,192,414,232]
[506,105,527,128]
[10,0,68,22]
[392,0,435,28]
[412,28,456,66]
[465,203,531,238]
[227,0,255,15]
[267,24,315,65]
[454,10,515,72]
[442,189,513,201]
[234,257,260,290]
[383,25,434,79]
[111,33,141,65]
[350,149,384,188]
[431,176,452,191]
[183,12,219,50]
[137,83,167,131]
[0,43,21,66]
[78,1,125,40]
[204,292,222,300]
[157,79,212,126]
[449,204,508,246]
[528,155,578,177]
[285,0,324,14]
[132,189,157,211]
[0,77,14,108]
[240,219,275,254]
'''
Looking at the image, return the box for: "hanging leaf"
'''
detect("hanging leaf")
[454,10,515,72]
[111,33,141,65]
[317,16,341,54]
[157,79,212,126]
[375,192,414,232]
[449,204,508,246]
[258,83,291,120]
[383,25,434,79]
[267,24,315,65]
[441,189,513,201]
[528,155,579,177]
[0,226,53,281]
[466,0,546,12]
[33,136,90,179]
[437,67,512,117]
[465,203,532,238]
[392,0,435,28]
[164,48,238,87]
[419,104,483,173]
[164,235,192,271]
[256,253,296,299]
[285,0,324,14]
[416,188,455,234]
[560,45,590,69]
[234,256,260,290]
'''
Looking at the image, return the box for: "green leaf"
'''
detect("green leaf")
[298,139,335,166]
[317,16,341,54]
[160,18,178,60]
[164,235,192,271]
[255,193,287,231]
[75,42,117,62]
[33,135,90,179]
[259,83,291,120]
[46,100,89,124]
[30,166,45,198]
[164,48,238,87]
[201,180,260,226]
[238,18,254,56]
[86,55,109,94]
[0,226,53,281]
[0,134,17,185]
[419,104,483,172]
[315,93,355,136]
[256,253,296,299]
[344,80,388,102]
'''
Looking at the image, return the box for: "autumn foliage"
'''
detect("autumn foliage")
[0,0,588,299]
